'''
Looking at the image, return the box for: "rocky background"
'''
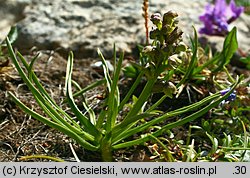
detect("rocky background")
[0,0,249,58]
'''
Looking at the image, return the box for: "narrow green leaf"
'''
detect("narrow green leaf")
[186,139,195,162]
[8,92,98,151]
[16,51,83,133]
[113,44,117,69]
[97,48,112,92]
[65,51,101,138]
[106,51,124,130]
[206,132,218,154]
[7,37,99,151]
[213,27,238,72]
[20,155,65,162]
[124,78,157,121]
[148,134,175,162]
[123,65,139,78]
[113,77,241,149]
[82,101,96,125]
[71,80,96,124]
[118,71,144,111]
[1,26,18,45]
[17,52,59,108]
[28,53,41,79]
[222,147,250,151]
[113,78,157,138]
[239,56,250,69]
[222,133,232,147]
[223,27,238,65]
[96,103,108,129]
[62,79,105,103]
[146,95,168,113]
[193,52,220,75]
[112,112,157,134]
[112,92,220,144]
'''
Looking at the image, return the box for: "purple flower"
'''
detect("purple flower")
[199,0,244,36]
[220,88,237,102]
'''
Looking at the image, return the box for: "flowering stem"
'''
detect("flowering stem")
[100,133,113,162]
[118,71,144,111]
[124,77,157,120]
[142,0,149,44]
[111,75,158,139]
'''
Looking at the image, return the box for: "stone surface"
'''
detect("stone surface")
[1,0,249,57]
[0,0,30,40]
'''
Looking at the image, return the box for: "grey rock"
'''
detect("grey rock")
[14,0,144,57]
[0,0,30,40]
[3,0,250,58]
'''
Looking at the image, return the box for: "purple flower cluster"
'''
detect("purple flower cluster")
[199,0,244,36]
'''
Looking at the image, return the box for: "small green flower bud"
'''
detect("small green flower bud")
[152,81,165,93]
[167,81,177,93]
[150,13,163,30]
[161,44,173,54]
[163,10,178,26]
[142,46,155,54]
[155,41,161,49]
[161,24,172,34]
[163,81,177,98]
[144,63,156,79]
[150,13,162,25]
[168,54,182,69]
[165,27,183,44]
[176,42,188,53]
[149,28,160,39]
[172,19,179,27]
